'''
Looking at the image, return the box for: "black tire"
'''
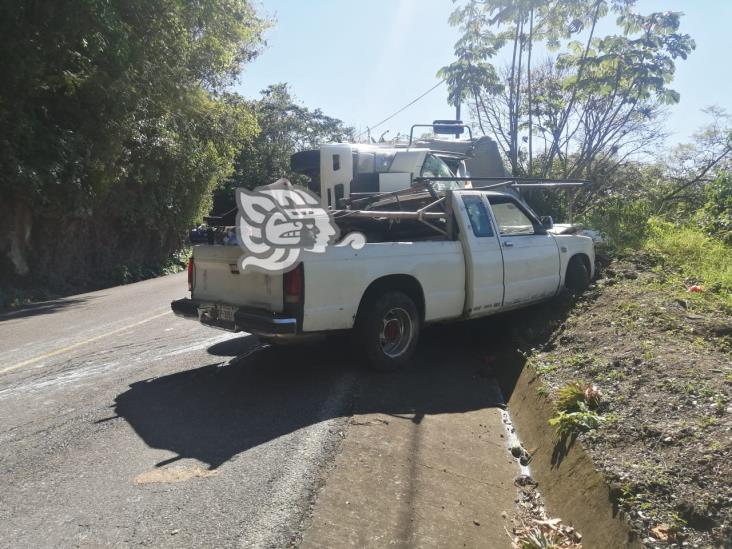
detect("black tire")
[356,291,420,372]
[565,255,591,291]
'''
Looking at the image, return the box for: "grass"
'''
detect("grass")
[640,340,655,362]
[644,218,732,311]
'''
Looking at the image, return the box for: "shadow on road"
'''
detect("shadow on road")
[205,335,262,357]
[114,296,580,470]
[0,296,92,322]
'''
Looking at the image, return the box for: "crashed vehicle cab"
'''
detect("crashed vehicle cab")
[290,143,470,209]
[289,120,481,209]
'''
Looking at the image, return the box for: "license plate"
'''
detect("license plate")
[217,305,236,322]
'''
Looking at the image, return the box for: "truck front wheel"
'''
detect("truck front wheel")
[565,255,590,291]
[357,291,420,371]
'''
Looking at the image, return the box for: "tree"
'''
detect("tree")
[576,111,731,246]
[226,83,353,190]
[439,0,694,183]
[656,107,732,214]
[0,0,266,284]
[699,173,732,245]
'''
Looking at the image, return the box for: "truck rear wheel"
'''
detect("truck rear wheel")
[357,291,420,372]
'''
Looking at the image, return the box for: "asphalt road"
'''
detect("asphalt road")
[0,273,365,548]
[0,273,516,548]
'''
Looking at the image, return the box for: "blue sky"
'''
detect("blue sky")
[236,0,732,144]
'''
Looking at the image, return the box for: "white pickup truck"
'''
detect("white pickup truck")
[172,187,595,370]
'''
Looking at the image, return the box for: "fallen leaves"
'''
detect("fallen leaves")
[512,474,583,548]
[650,524,671,541]
[513,516,583,548]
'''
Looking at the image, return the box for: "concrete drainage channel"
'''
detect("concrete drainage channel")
[498,355,643,549]
[297,321,642,548]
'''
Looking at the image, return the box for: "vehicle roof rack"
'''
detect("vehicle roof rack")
[408,120,473,146]
[341,176,587,213]
[413,176,588,189]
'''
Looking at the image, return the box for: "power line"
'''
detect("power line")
[356,80,445,139]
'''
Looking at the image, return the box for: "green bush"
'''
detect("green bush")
[582,198,655,250]
[699,174,732,245]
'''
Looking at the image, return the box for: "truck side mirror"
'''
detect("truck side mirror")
[541,216,554,230]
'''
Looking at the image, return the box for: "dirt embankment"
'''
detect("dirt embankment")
[509,253,732,548]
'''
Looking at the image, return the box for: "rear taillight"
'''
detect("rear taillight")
[283,263,304,305]
[187,257,194,291]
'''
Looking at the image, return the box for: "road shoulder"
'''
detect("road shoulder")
[300,357,517,548]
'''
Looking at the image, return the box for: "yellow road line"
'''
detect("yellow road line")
[0,310,172,375]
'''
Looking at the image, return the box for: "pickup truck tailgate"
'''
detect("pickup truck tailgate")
[191,245,284,312]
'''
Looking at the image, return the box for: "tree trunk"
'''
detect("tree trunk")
[1,197,32,276]
[527,7,534,175]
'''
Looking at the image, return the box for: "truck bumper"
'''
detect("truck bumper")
[171,298,298,337]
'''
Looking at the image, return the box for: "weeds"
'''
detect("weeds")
[640,340,655,362]
[516,528,575,549]
[669,512,688,531]
[556,381,602,411]
[549,381,605,436]
[535,362,560,375]
[697,415,719,428]
[549,408,605,436]
[607,370,625,381]
[708,440,722,452]
[564,353,592,369]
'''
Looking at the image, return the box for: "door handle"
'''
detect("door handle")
[502,240,514,247]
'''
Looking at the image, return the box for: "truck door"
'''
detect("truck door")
[453,191,504,317]
[485,195,560,306]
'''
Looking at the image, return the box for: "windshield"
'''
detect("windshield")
[420,154,462,191]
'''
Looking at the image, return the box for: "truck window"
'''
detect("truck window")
[375,151,395,172]
[421,154,459,191]
[356,151,395,174]
[334,183,344,205]
[357,152,374,173]
[462,196,494,237]
[489,200,536,236]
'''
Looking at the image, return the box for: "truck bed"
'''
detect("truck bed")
[189,239,465,333]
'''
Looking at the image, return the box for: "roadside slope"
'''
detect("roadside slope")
[513,254,732,547]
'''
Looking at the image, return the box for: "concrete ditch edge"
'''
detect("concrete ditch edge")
[508,365,642,549]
